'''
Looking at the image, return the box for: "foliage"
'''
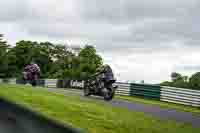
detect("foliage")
[0,34,103,79]
[171,72,183,82]
[77,45,103,79]
[160,72,200,90]
[160,72,190,88]
[0,34,9,78]
[189,72,200,90]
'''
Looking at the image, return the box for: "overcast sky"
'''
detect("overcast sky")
[1,0,200,83]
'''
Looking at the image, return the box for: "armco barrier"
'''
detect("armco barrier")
[115,82,130,96]
[15,79,45,87]
[45,79,58,88]
[161,86,200,107]
[1,78,200,107]
[44,79,83,89]
[0,97,85,133]
[130,83,161,100]
[9,78,17,84]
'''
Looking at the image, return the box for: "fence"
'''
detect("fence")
[115,82,130,96]
[161,86,200,107]
[130,83,161,100]
[0,79,200,107]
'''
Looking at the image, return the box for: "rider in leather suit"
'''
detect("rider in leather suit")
[94,64,114,91]
[23,61,40,86]
[96,64,114,81]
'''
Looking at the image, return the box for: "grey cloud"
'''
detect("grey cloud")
[80,0,199,23]
[0,1,28,21]
[1,0,200,53]
[175,65,200,71]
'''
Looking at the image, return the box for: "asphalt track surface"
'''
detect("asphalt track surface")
[47,88,200,128]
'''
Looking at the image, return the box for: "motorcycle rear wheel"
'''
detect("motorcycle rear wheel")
[84,87,91,96]
[30,80,37,87]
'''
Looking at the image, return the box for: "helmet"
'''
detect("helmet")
[103,64,110,71]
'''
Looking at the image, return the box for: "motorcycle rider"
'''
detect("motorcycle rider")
[84,64,117,100]
[23,61,40,86]
[94,64,115,90]
[96,64,114,81]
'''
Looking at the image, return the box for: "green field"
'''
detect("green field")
[0,84,199,133]
[117,96,200,114]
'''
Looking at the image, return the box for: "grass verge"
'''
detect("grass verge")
[0,84,199,133]
[117,95,200,114]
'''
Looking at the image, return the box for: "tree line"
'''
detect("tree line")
[1,34,200,90]
[160,72,200,90]
[0,34,103,80]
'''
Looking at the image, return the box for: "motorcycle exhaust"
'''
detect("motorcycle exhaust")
[113,85,118,88]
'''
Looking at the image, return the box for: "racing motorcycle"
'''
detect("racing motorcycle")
[83,73,118,101]
[22,65,40,86]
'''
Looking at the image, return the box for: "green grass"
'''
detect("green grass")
[117,95,200,114]
[0,84,199,133]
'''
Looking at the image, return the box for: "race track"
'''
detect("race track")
[47,88,200,128]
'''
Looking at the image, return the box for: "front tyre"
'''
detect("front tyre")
[103,88,113,101]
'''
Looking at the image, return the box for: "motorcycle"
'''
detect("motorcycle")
[22,71,39,86]
[83,73,118,101]
[22,65,40,87]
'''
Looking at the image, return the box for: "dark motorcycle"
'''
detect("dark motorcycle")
[83,73,118,101]
[22,64,40,86]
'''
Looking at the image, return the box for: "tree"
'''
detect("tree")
[160,72,189,89]
[172,79,189,88]
[0,38,104,80]
[8,40,54,78]
[171,72,182,82]
[52,45,103,80]
[78,45,103,79]
[0,34,7,50]
[0,34,9,78]
[189,72,200,90]
[51,44,76,79]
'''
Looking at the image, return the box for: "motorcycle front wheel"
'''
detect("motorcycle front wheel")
[103,88,113,101]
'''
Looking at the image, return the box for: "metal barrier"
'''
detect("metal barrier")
[115,82,130,96]
[45,79,58,88]
[130,83,161,100]
[161,86,200,107]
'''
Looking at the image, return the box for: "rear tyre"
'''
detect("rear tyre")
[84,87,91,96]
[109,92,115,100]
[110,87,116,99]
[31,80,37,87]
